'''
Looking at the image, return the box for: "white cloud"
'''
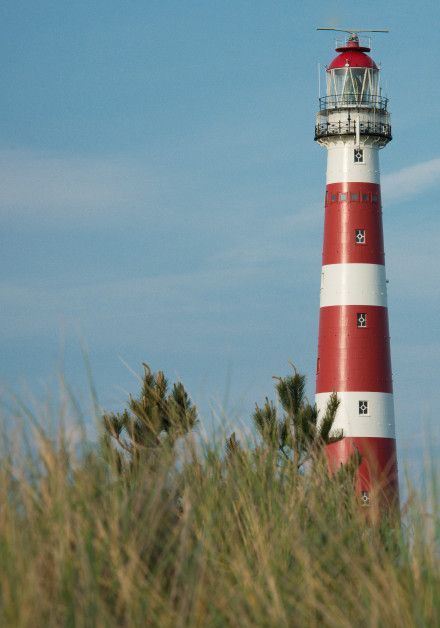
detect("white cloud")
[0,265,267,337]
[2,145,439,236]
[382,158,440,203]
[212,203,322,266]
[0,149,156,225]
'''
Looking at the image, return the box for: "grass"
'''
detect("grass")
[0,397,438,627]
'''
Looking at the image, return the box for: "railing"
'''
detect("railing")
[335,36,372,49]
[319,94,389,111]
[315,119,392,141]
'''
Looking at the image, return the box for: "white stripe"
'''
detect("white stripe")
[326,143,380,184]
[316,391,395,439]
[320,263,387,307]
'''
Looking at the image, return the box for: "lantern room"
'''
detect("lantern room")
[315,32,391,144]
[324,34,383,109]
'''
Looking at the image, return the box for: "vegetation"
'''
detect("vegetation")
[102,364,197,472]
[0,365,438,627]
[252,364,342,469]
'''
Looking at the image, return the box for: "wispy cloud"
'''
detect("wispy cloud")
[382,158,440,203]
[2,146,439,236]
[212,203,322,266]
[0,265,272,337]
[0,149,157,225]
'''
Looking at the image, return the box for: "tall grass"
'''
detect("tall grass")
[0,406,438,627]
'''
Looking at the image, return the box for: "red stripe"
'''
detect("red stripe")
[323,182,384,265]
[325,436,399,508]
[316,305,392,393]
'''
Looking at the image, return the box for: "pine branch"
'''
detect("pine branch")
[319,392,342,444]
[101,364,197,471]
[253,399,279,448]
[275,372,306,417]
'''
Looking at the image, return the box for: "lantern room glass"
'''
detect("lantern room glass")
[326,67,379,107]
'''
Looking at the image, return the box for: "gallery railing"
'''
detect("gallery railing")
[314,119,392,141]
[319,94,389,111]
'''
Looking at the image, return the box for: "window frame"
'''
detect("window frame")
[354,148,364,164]
[357,312,367,328]
[358,400,369,416]
[361,491,370,506]
[355,229,366,245]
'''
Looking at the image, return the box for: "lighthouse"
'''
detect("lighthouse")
[314,30,399,508]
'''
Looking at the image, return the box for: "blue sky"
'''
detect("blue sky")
[1,1,439,474]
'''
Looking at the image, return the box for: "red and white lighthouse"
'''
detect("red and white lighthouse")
[315,31,399,508]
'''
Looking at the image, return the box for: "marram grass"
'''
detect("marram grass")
[0,413,438,627]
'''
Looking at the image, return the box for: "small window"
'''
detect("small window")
[357,313,367,328]
[325,191,329,203]
[316,357,320,374]
[372,194,378,203]
[355,229,366,244]
[359,400,369,415]
[339,193,347,201]
[351,193,359,201]
[331,193,337,202]
[362,193,369,202]
[354,148,364,163]
[360,491,370,506]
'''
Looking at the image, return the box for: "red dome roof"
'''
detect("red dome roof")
[328,39,378,70]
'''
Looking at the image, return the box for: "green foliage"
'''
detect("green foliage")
[102,364,197,470]
[0,411,438,627]
[253,365,342,469]
[1,365,437,626]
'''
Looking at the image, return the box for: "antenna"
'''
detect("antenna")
[316,28,389,34]
[317,28,389,48]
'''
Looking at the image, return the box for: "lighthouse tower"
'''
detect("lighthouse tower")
[315,31,399,508]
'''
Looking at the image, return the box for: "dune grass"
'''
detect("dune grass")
[0,401,438,628]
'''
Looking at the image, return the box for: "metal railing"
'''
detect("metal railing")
[315,119,392,141]
[319,94,389,111]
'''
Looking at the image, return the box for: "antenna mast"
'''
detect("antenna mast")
[316,28,389,51]
[316,28,389,34]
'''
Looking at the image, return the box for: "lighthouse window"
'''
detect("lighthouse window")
[372,194,378,203]
[355,229,366,244]
[357,313,367,328]
[351,193,359,201]
[362,193,369,201]
[354,148,364,163]
[339,193,347,201]
[360,491,370,506]
[359,400,369,415]
[331,193,337,202]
